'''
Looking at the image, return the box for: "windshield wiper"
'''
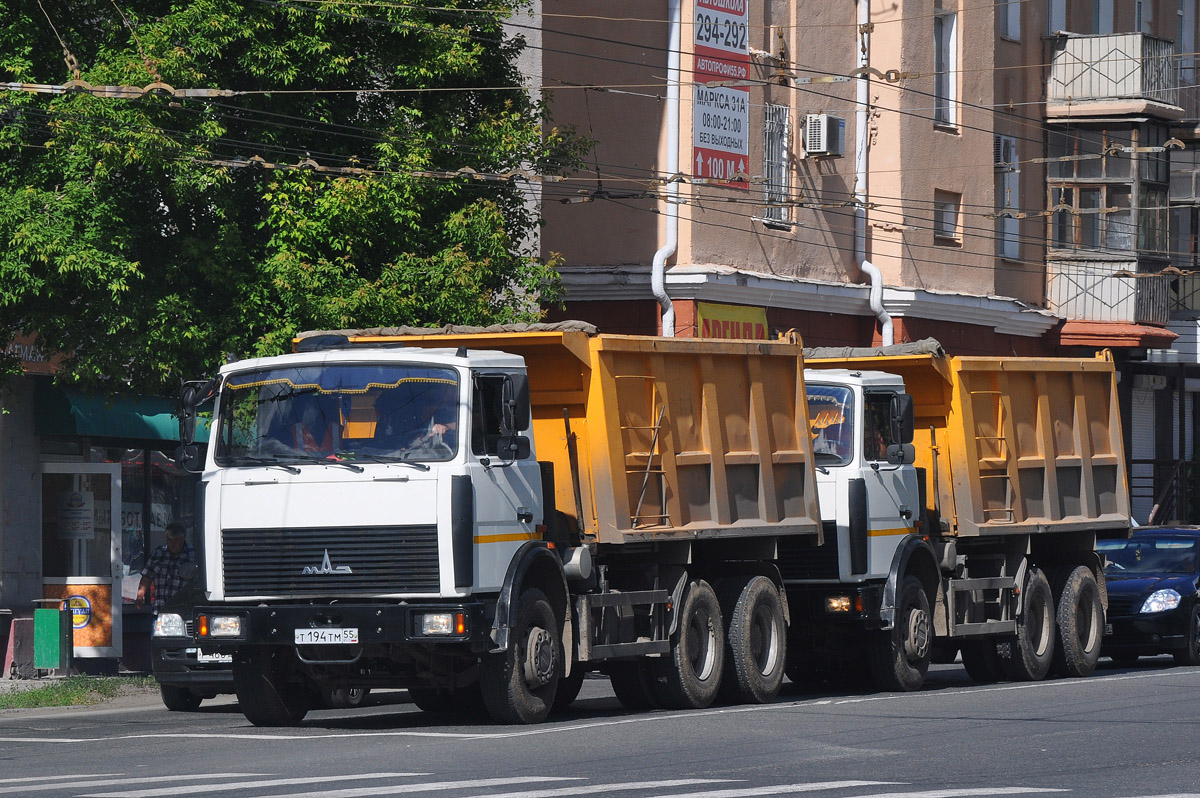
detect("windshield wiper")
[237,456,301,475]
[287,454,365,473]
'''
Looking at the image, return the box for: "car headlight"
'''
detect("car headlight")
[153,613,187,638]
[1140,589,1182,614]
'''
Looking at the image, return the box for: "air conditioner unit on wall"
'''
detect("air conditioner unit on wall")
[804,113,845,157]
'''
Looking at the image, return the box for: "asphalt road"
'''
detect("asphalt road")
[1,658,1198,798]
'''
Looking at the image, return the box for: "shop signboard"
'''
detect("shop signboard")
[692,0,749,189]
[42,579,120,657]
[697,301,768,340]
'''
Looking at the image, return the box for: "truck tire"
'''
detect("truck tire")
[324,687,370,709]
[1052,565,1103,678]
[960,640,1004,683]
[999,567,1055,681]
[159,685,202,712]
[719,576,786,704]
[233,650,311,727]
[409,682,485,715]
[656,579,725,709]
[480,588,560,724]
[868,575,931,692]
[553,667,586,713]
[608,661,661,710]
[1173,605,1200,667]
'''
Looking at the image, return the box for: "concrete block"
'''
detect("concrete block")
[2,617,34,679]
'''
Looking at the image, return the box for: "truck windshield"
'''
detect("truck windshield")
[807,385,854,466]
[215,364,460,466]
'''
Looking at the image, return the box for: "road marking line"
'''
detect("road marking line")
[0,774,120,785]
[280,776,585,798]
[847,790,1069,798]
[0,774,263,794]
[78,772,426,798]
[652,780,897,797]
[459,779,738,798]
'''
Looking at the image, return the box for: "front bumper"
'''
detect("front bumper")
[151,640,235,688]
[1103,610,1191,655]
[786,583,886,630]
[192,602,492,653]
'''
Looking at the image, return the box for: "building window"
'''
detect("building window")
[1093,0,1114,33]
[995,135,1020,259]
[1000,0,1021,40]
[1047,123,1169,255]
[762,103,791,228]
[934,190,961,243]
[934,11,957,127]
[1137,0,1153,32]
[1048,0,1066,33]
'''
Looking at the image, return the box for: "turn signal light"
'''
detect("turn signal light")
[456,612,466,635]
[197,614,209,637]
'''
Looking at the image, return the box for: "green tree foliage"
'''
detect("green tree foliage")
[0,0,586,392]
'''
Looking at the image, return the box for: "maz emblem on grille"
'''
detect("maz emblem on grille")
[301,549,353,575]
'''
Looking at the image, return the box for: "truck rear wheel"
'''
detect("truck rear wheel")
[233,650,311,727]
[409,682,485,715]
[961,640,1004,683]
[480,588,560,724]
[657,579,725,709]
[608,661,662,710]
[868,575,931,692]
[999,567,1055,681]
[719,576,786,704]
[1052,565,1103,678]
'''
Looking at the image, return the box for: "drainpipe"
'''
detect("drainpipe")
[652,0,680,337]
[854,0,893,345]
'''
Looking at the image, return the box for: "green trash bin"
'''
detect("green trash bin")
[33,604,73,671]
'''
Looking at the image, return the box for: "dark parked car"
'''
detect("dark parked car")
[152,582,369,710]
[1099,527,1200,667]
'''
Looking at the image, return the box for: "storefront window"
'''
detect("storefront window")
[91,447,198,604]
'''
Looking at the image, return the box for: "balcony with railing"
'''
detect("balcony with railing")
[1047,33,1182,119]
[1047,258,1170,326]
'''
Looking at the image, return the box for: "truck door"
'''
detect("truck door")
[466,373,543,592]
[859,392,919,579]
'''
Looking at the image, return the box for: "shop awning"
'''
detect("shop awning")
[34,379,210,443]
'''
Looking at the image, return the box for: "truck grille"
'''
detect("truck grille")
[222,525,440,597]
[778,522,839,581]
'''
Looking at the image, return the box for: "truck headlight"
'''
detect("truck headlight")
[1141,589,1181,614]
[152,613,187,638]
[199,614,243,637]
[417,612,466,636]
[825,595,852,613]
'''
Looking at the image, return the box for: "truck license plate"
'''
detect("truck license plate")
[294,627,359,645]
[197,650,233,663]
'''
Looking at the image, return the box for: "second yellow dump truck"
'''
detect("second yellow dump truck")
[789,338,1130,689]
[174,325,1129,726]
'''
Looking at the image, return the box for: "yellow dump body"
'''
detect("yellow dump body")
[318,329,822,545]
[808,351,1131,538]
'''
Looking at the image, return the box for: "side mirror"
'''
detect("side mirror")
[496,434,531,462]
[501,374,531,435]
[890,393,915,445]
[174,444,204,473]
[886,443,916,465]
[179,378,217,446]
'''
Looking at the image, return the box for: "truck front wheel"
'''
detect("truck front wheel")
[233,649,311,727]
[868,575,931,692]
[480,588,560,724]
[657,579,725,709]
[719,576,786,704]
